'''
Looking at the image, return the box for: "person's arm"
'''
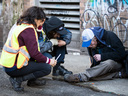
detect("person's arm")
[38,31,58,53]
[101,32,126,61]
[62,28,72,45]
[39,39,53,53]
[18,28,50,63]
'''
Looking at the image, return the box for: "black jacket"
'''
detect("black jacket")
[39,28,72,54]
[88,30,126,67]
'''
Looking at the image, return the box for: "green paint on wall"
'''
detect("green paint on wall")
[90,0,94,2]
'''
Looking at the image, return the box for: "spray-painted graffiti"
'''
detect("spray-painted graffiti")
[80,0,128,48]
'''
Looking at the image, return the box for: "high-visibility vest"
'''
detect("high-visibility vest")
[0,24,40,69]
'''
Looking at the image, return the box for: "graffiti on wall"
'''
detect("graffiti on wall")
[80,0,128,47]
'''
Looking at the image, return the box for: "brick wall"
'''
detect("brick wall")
[23,0,34,11]
[2,0,35,45]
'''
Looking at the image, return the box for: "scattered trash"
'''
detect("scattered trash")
[73,53,80,55]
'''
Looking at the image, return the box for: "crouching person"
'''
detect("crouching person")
[0,6,57,91]
[64,27,127,83]
[40,16,73,76]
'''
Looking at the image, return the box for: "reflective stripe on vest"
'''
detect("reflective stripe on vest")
[3,44,19,53]
[0,24,39,69]
[42,30,46,42]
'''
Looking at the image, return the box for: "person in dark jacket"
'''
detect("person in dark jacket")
[64,27,127,83]
[38,16,73,76]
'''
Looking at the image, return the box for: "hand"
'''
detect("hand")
[58,40,66,47]
[93,54,101,62]
[49,59,57,67]
[50,39,58,46]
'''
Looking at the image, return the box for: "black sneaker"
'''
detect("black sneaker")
[58,66,73,76]
[52,69,60,76]
[60,65,73,74]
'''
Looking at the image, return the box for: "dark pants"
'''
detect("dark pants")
[46,45,66,72]
[51,45,66,72]
[6,61,51,78]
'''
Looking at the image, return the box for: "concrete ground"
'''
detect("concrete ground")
[0,52,128,96]
[51,53,128,96]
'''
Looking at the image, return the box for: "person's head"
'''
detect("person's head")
[47,30,60,39]
[82,29,98,49]
[17,6,46,29]
[43,16,68,39]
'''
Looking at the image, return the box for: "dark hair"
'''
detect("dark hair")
[17,6,46,28]
[47,30,57,39]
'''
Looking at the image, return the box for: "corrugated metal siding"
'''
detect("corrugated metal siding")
[35,0,80,50]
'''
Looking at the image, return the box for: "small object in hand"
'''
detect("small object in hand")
[56,54,61,61]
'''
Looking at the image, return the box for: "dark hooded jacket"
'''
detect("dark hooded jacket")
[39,17,72,54]
[87,27,126,67]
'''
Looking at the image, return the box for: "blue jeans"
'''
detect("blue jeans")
[43,52,52,59]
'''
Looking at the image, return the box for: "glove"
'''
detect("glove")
[50,39,58,46]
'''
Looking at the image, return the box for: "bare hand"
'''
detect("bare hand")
[58,40,66,47]
[93,54,101,62]
[49,59,57,67]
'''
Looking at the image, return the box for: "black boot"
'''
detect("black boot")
[27,79,46,87]
[52,69,59,76]
[9,77,24,91]
[9,73,36,91]
[60,65,73,74]
[58,66,73,76]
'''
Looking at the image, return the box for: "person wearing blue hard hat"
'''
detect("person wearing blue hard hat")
[64,26,128,83]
